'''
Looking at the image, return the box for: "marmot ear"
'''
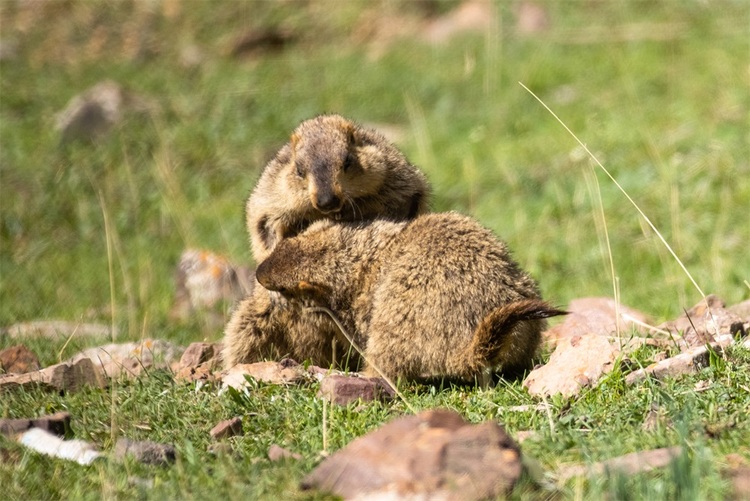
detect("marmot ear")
[344,123,358,146]
[290,132,300,150]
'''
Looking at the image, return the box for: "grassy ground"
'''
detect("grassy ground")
[1,0,749,499]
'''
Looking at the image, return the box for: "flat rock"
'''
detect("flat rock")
[67,339,184,380]
[169,249,253,329]
[659,295,747,348]
[544,297,651,348]
[302,408,522,500]
[728,299,750,322]
[0,411,71,437]
[114,438,176,466]
[1,320,115,340]
[524,334,618,398]
[210,417,243,441]
[317,374,395,406]
[220,359,307,390]
[176,342,223,370]
[0,344,40,374]
[268,444,302,462]
[625,340,726,385]
[0,358,103,393]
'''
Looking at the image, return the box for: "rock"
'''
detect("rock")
[523,334,618,398]
[268,444,302,462]
[114,438,176,466]
[544,297,652,348]
[55,80,156,143]
[422,0,493,45]
[67,339,184,380]
[0,411,71,437]
[1,320,115,340]
[229,28,295,58]
[175,342,222,370]
[18,428,102,465]
[0,358,103,393]
[302,409,522,500]
[220,360,307,390]
[0,344,40,374]
[556,446,682,482]
[174,363,217,384]
[625,341,725,385]
[169,249,253,329]
[317,374,395,406]
[210,417,243,441]
[659,295,747,348]
[728,299,750,322]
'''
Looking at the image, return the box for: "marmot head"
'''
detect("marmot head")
[282,115,388,215]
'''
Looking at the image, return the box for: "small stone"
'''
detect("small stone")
[114,438,176,466]
[177,342,221,370]
[625,343,721,385]
[0,344,40,374]
[210,417,243,441]
[523,334,618,398]
[268,444,302,462]
[220,361,307,390]
[317,374,395,406]
[302,408,521,500]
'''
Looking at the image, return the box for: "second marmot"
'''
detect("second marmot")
[255,212,566,381]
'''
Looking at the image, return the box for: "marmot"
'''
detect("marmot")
[223,115,431,368]
[255,212,566,381]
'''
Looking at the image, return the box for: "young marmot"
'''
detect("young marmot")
[254,212,566,381]
[223,115,431,368]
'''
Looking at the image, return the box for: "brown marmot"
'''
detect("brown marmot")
[223,115,431,368]
[254,212,566,381]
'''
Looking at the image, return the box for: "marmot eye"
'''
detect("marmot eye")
[343,153,356,173]
[295,162,305,178]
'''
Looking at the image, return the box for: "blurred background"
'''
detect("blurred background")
[1,0,748,349]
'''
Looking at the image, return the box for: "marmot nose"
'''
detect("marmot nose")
[315,192,342,213]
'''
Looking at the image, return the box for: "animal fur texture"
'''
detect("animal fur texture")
[255,212,566,381]
[223,115,431,368]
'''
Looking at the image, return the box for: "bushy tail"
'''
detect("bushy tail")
[463,299,567,377]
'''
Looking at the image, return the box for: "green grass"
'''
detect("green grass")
[1,0,749,499]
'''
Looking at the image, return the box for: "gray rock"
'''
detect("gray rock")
[210,417,243,441]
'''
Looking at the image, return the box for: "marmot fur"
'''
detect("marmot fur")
[223,115,431,368]
[255,212,566,381]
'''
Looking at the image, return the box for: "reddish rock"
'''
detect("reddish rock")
[174,363,216,383]
[0,344,40,374]
[317,374,395,406]
[659,295,747,348]
[220,360,307,390]
[268,444,302,461]
[302,408,522,500]
[177,342,222,369]
[0,411,71,437]
[210,417,243,441]
[524,334,618,398]
[0,358,103,393]
[625,342,722,385]
[544,297,651,348]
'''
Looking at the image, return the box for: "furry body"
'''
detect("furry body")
[223,115,430,368]
[255,212,566,380]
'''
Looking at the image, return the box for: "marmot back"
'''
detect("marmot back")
[255,213,566,381]
[247,114,430,262]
